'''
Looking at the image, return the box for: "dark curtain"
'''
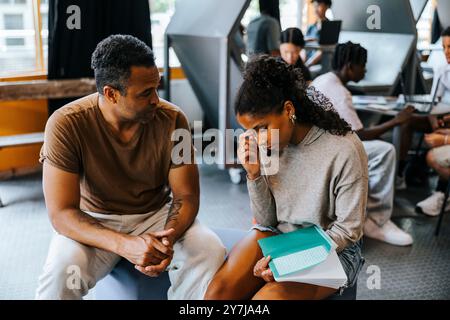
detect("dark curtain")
[259,0,280,24]
[47,0,152,116]
[431,8,442,44]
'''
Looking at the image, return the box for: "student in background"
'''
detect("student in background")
[400,27,450,186]
[416,115,450,216]
[312,42,414,247]
[305,0,332,68]
[246,2,281,56]
[205,55,367,300]
[417,27,450,216]
[280,28,312,84]
[431,27,450,105]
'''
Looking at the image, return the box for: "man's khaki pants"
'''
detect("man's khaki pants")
[35,203,226,300]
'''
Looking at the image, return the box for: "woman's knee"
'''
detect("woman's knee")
[252,282,336,300]
[204,274,242,300]
[205,230,275,300]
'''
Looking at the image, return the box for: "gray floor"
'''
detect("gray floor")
[0,165,449,300]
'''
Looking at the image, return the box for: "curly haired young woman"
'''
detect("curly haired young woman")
[204,55,368,300]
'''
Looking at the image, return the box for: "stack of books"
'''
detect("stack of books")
[258,225,347,289]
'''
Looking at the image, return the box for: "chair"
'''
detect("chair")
[95,228,358,300]
[0,132,45,208]
[95,228,247,300]
[435,180,450,236]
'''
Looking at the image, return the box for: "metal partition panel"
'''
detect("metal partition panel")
[168,0,248,37]
[165,0,251,170]
[339,32,416,88]
[410,0,428,22]
[332,0,416,34]
[437,0,450,29]
[332,0,417,93]
[170,36,221,126]
[166,0,250,129]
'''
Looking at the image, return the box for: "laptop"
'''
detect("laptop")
[319,20,342,45]
[398,73,440,114]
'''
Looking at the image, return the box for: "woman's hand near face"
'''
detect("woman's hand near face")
[238,131,261,180]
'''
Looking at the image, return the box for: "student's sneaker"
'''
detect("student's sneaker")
[416,192,450,217]
[395,175,407,191]
[363,218,413,246]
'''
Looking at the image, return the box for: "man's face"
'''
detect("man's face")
[443,36,450,64]
[116,66,161,122]
[314,2,329,20]
[349,63,367,83]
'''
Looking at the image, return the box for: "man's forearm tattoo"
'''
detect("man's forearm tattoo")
[166,198,183,226]
[78,212,105,230]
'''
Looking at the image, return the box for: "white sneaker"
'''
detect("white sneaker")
[395,175,407,191]
[416,192,450,217]
[364,219,413,246]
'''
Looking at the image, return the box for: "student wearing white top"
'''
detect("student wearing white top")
[431,28,450,106]
[400,27,450,188]
[416,29,450,216]
[416,119,450,216]
[312,42,414,246]
[431,64,450,105]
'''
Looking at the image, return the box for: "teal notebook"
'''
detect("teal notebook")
[257,225,334,279]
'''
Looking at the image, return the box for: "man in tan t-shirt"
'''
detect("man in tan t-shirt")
[35,35,226,300]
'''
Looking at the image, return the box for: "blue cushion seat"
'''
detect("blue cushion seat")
[95,228,357,300]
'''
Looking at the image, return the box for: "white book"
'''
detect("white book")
[273,250,347,290]
[353,95,387,105]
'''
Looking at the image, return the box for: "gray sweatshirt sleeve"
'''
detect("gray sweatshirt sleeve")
[326,176,368,252]
[246,175,278,227]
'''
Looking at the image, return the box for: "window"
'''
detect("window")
[149,0,179,67]
[280,0,299,30]
[416,0,433,48]
[0,0,46,77]
[4,14,24,29]
[40,0,48,70]
[241,0,301,31]
[241,0,260,27]
[5,37,25,46]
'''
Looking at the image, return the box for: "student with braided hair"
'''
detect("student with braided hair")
[312,41,414,247]
[205,55,367,300]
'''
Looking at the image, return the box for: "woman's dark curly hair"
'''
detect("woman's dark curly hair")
[235,55,352,136]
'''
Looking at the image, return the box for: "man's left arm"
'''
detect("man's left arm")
[136,163,199,277]
[165,163,200,245]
